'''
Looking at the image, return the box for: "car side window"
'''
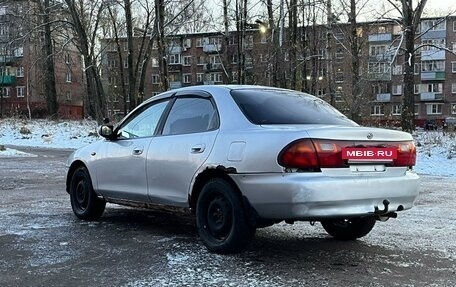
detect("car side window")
[118,100,169,139]
[162,97,218,135]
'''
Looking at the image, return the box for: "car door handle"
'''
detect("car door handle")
[191,144,206,153]
[132,147,144,155]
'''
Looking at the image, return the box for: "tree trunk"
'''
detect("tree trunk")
[43,0,58,117]
[348,0,360,120]
[155,0,168,91]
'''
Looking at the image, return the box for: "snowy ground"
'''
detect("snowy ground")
[0,118,455,177]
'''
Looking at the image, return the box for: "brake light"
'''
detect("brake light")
[278,139,417,170]
[278,139,349,170]
[395,142,416,167]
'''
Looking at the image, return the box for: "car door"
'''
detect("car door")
[96,99,171,202]
[146,93,220,206]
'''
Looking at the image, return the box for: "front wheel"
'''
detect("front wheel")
[69,166,106,220]
[196,178,255,254]
[321,217,376,240]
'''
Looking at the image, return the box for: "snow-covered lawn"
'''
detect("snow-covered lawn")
[0,118,455,177]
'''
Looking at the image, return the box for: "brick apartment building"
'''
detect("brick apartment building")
[101,16,456,128]
[0,0,84,119]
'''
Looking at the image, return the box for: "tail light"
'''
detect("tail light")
[278,139,416,171]
[395,142,416,167]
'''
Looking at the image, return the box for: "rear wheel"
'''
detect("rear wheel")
[70,166,106,220]
[321,217,376,240]
[196,178,255,254]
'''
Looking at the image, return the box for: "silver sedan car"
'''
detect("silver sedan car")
[66,85,419,253]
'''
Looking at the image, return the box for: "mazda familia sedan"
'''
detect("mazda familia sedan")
[66,85,419,253]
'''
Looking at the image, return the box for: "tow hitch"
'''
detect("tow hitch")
[374,199,398,221]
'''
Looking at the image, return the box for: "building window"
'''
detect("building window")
[452,103,456,114]
[421,60,445,72]
[196,73,204,83]
[16,86,25,98]
[368,62,391,74]
[369,45,387,56]
[66,91,72,100]
[392,84,402,95]
[414,104,420,115]
[371,105,384,116]
[183,56,192,66]
[426,104,442,115]
[452,83,456,94]
[168,54,181,65]
[209,72,223,83]
[64,53,71,64]
[108,59,118,68]
[123,59,128,68]
[414,63,420,75]
[196,38,203,47]
[16,66,24,77]
[197,56,205,65]
[14,46,23,57]
[421,39,445,51]
[392,105,401,115]
[65,70,72,82]
[421,19,446,31]
[183,74,191,84]
[2,87,10,97]
[453,21,456,32]
[183,38,191,49]
[0,24,8,36]
[152,74,160,84]
[152,57,159,67]
[452,62,456,73]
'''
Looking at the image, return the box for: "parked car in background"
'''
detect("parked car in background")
[66,85,419,254]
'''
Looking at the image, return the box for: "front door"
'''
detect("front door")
[96,99,170,202]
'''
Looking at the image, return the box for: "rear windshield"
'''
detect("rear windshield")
[231,89,357,126]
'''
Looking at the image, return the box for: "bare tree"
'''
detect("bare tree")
[63,0,107,122]
[387,0,427,132]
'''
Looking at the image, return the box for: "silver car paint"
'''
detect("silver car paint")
[68,85,419,220]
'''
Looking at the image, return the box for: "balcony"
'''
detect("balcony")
[368,33,392,42]
[169,81,182,89]
[203,43,221,53]
[366,72,391,81]
[421,71,445,81]
[376,93,391,102]
[0,75,16,85]
[369,54,393,62]
[420,92,443,101]
[168,46,182,54]
[421,50,445,61]
[0,55,17,64]
[420,30,446,40]
[203,63,223,71]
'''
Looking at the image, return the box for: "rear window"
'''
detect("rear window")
[231,89,357,126]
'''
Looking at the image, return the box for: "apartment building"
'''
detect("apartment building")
[0,1,84,119]
[101,17,456,127]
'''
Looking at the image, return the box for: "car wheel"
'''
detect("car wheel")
[196,178,256,254]
[320,217,376,240]
[70,166,106,220]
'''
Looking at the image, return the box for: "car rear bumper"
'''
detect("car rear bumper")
[231,170,419,220]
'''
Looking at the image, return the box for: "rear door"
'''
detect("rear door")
[147,93,220,206]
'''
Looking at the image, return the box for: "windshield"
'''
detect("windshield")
[231,89,357,126]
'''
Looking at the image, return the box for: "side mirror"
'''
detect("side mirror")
[98,125,114,139]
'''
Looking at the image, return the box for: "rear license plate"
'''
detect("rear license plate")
[342,147,397,161]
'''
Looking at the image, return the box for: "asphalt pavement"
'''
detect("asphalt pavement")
[1,147,455,286]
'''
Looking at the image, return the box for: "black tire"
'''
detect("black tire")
[321,217,376,240]
[69,166,106,220]
[196,178,256,254]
